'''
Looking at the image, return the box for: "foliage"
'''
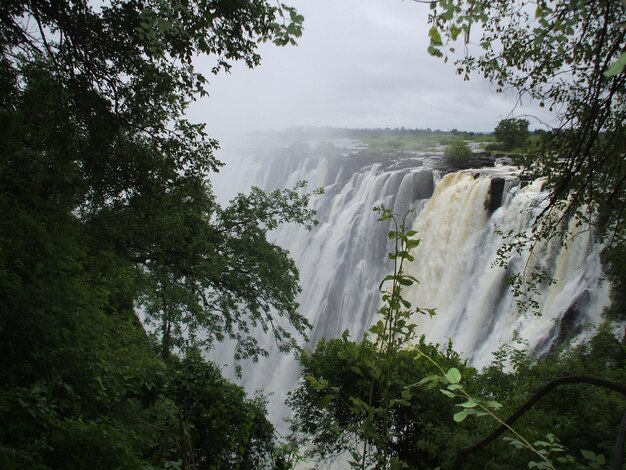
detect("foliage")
[289,336,476,469]
[493,118,530,151]
[165,350,276,469]
[601,243,626,321]
[353,128,489,153]
[0,0,309,466]
[1,0,313,361]
[461,328,626,469]
[289,210,626,469]
[444,140,473,164]
[0,336,279,469]
[290,326,626,469]
[426,0,626,249]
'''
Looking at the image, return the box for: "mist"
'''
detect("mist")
[187,0,555,142]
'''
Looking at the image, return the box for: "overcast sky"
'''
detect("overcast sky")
[188,0,554,139]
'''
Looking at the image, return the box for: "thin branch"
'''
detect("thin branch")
[451,376,626,469]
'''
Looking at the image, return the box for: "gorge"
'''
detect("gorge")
[212,133,611,428]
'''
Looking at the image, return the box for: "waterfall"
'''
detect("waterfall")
[211,137,610,428]
[404,173,608,367]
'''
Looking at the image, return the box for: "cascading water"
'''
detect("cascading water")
[404,172,609,366]
[211,136,610,429]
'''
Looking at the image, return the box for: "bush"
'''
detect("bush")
[288,337,473,468]
[444,141,473,164]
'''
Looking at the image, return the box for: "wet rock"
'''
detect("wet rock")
[412,170,434,200]
[488,177,506,213]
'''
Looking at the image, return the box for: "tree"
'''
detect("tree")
[0,0,310,466]
[290,328,626,469]
[493,118,530,151]
[165,350,276,468]
[288,337,472,469]
[0,0,310,361]
[426,0,626,248]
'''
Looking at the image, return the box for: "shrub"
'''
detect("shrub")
[444,141,473,164]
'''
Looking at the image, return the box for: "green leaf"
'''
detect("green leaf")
[369,320,384,335]
[580,449,596,461]
[95,376,106,391]
[504,437,525,450]
[486,400,502,410]
[429,27,443,46]
[350,396,369,413]
[417,375,439,387]
[319,394,334,409]
[450,24,461,41]
[457,399,478,408]
[427,45,442,57]
[396,250,415,262]
[445,367,461,384]
[346,342,359,360]
[405,239,420,250]
[440,389,456,398]
[305,375,328,391]
[423,308,437,318]
[453,409,469,422]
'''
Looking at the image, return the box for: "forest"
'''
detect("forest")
[0,0,624,469]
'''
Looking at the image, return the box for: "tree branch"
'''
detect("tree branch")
[451,376,626,469]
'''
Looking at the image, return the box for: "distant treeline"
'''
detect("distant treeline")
[268,126,547,140]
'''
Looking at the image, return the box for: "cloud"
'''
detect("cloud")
[188,0,554,139]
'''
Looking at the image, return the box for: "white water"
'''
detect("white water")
[404,172,608,366]
[211,138,610,430]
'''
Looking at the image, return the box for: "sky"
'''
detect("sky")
[188,0,554,139]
